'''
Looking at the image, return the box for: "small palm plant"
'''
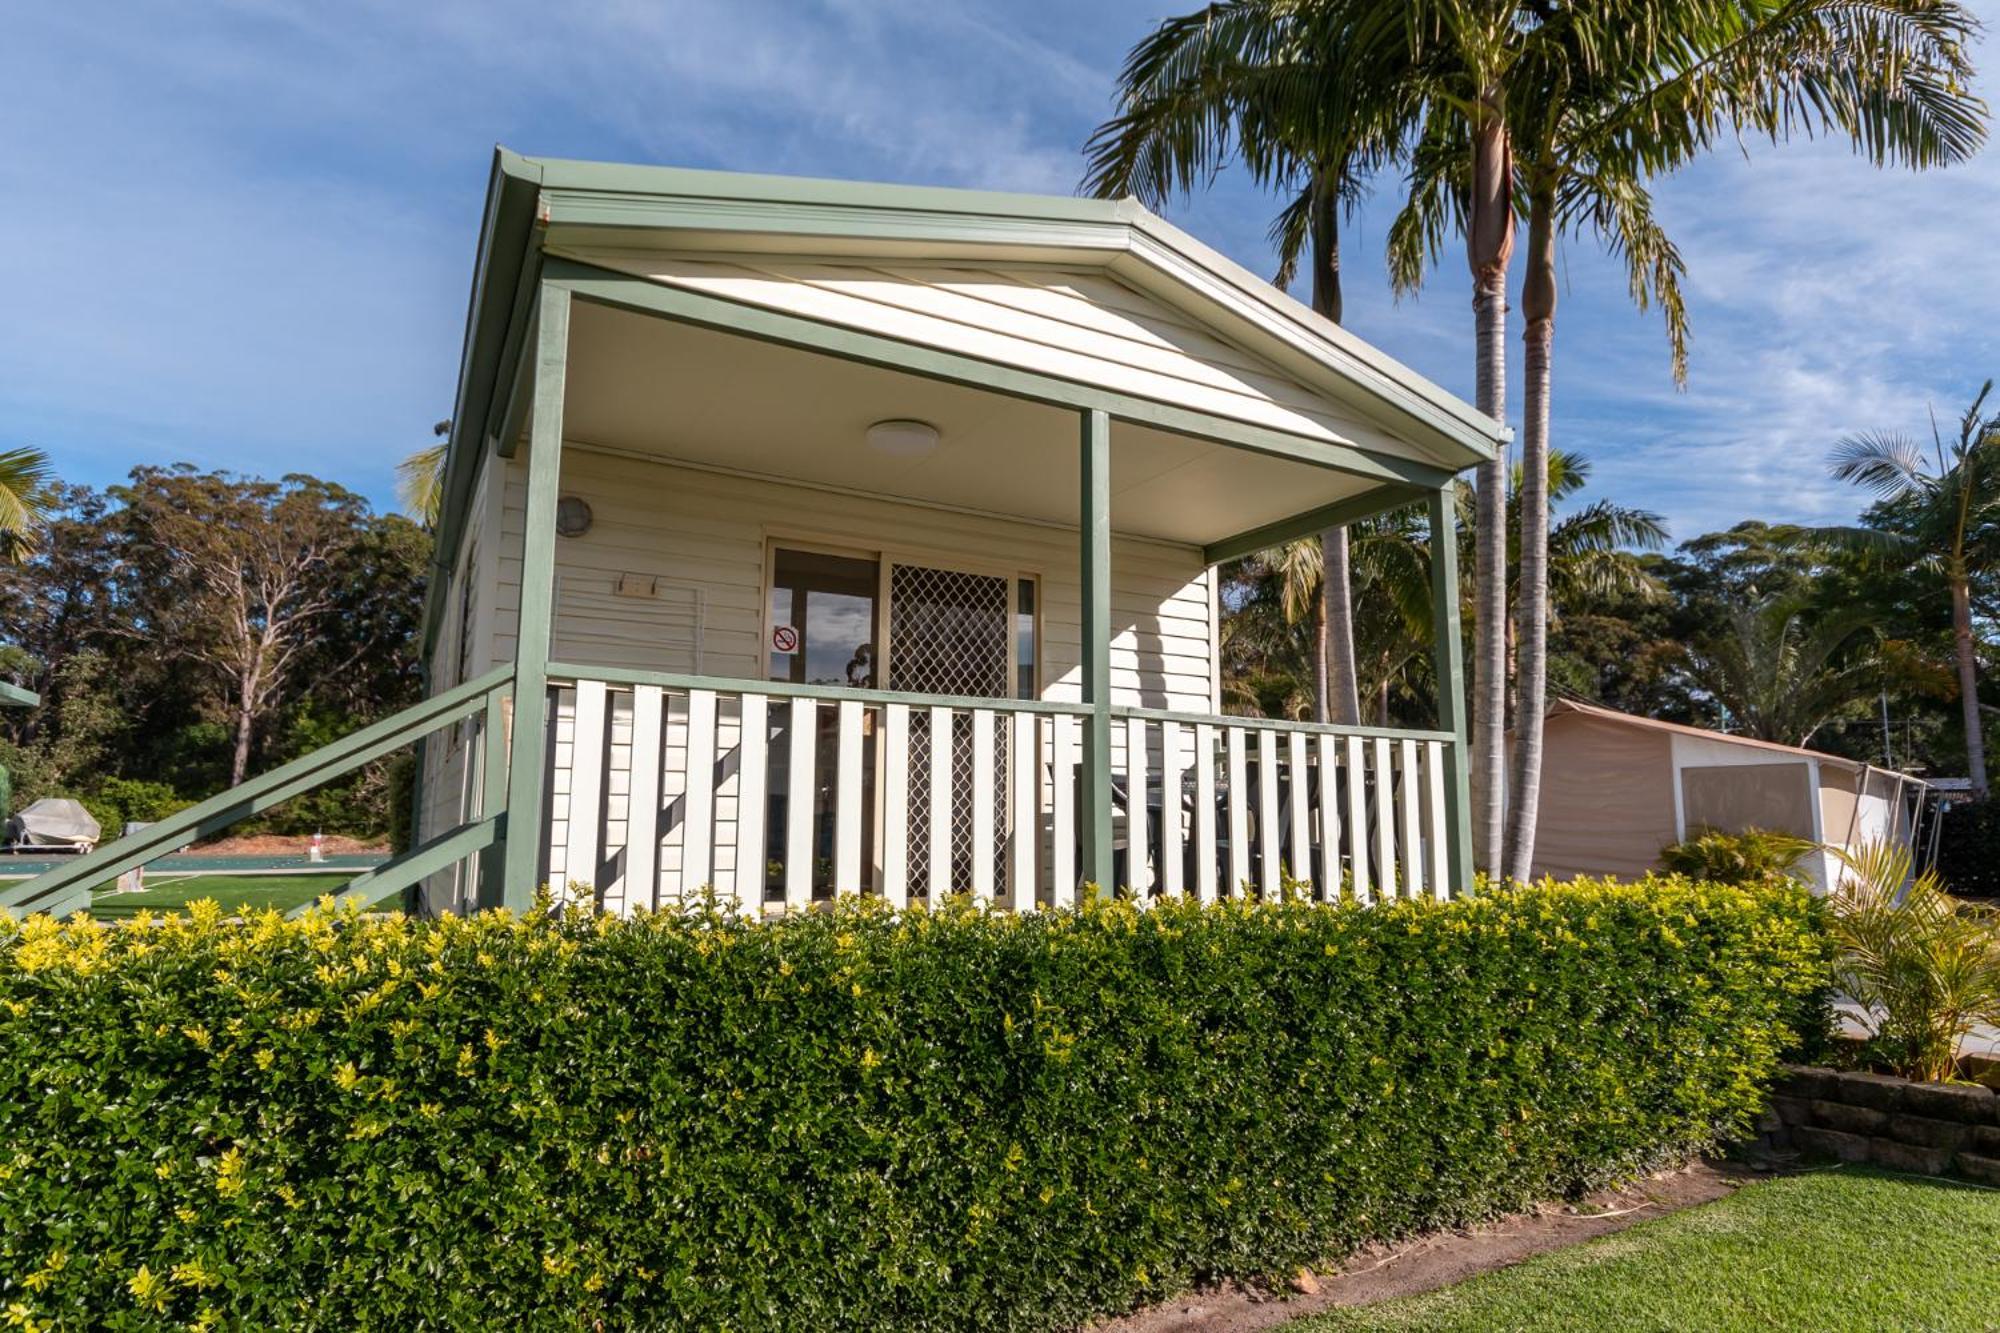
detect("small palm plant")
[1658,826,1813,886]
[1830,841,2000,1084]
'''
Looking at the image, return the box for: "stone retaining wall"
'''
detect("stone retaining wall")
[1756,1065,2000,1185]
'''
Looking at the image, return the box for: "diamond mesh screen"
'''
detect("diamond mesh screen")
[888,565,1010,893]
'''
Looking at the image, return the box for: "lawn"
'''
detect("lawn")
[1292,1169,2000,1332]
[84,874,356,919]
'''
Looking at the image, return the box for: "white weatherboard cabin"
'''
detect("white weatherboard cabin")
[404,149,1503,918]
[0,150,1502,925]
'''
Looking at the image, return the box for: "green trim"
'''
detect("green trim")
[1202,485,1431,566]
[0,667,512,917]
[0,681,38,708]
[1427,488,1475,894]
[291,817,501,919]
[501,285,570,911]
[418,151,546,665]
[543,258,1452,491]
[1080,408,1115,896]
[509,150,1504,459]
[545,663,1091,716]
[1108,704,1454,745]
[477,684,511,910]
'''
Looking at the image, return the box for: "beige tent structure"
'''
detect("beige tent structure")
[1512,698,1926,891]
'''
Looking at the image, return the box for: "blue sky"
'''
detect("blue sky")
[5,0,1998,543]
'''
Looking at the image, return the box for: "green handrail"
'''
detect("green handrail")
[1,667,514,918]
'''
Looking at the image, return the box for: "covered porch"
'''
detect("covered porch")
[411,153,1500,913]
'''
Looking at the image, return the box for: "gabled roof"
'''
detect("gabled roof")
[424,148,1505,659]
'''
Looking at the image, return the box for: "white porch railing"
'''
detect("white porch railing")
[543,666,1458,913]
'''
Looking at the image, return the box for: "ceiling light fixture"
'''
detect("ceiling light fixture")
[865,419,940,459]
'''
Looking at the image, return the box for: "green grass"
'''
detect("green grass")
[1292,1169,2000,1333]
[84,874,356,919]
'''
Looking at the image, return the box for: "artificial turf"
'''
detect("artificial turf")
[1291,1168,2000,1332]
[83,874,356,919]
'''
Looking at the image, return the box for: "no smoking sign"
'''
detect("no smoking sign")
[771,624,799,654]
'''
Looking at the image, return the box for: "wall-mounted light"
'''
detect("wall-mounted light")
[555,495,594,538]
[865,419,940,459]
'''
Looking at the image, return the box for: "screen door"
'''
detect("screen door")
[886,563,1012,891]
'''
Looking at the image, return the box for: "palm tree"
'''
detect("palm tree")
[0,446,55,561]
[1084,1,1422,726]
[1827,383,2000,796]
[1512,450,1669,627]
[398,421,453,527]
[1681,594,1884,745]
[1397,0,1983,881]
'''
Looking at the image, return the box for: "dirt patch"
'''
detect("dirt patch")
[1092,1160,1751,1332]
[193,834,388,857]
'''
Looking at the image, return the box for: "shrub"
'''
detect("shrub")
[1830,842,2000,1082]
[1935,798,2000,898]
[0,879,1829,1330]
[92,777,194,830]
[1658,826,1813,885]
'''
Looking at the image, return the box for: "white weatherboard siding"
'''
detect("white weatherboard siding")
[499,447,1217,707]
[558,250,1443,471]
[498,446,1216,909]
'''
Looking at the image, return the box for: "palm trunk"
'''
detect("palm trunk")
[1322,526,1361,725]
[1311,168,1362,727]
[1467,93,1515,877]
[1504,178,1557,884]
[1311,595,1329,725]
[1951,572,1988,797]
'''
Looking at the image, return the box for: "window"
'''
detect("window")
[768,548,879,687]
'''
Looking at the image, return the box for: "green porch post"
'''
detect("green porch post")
[1080,408,1115,896]
[1427,485,1475,894]
[499,284,570,911]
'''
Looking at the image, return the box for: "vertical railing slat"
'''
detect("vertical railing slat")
[1194,723,1217,903]
[1010,709,1037,911]
[732,694,767,915]
[785,698,816,911]
[1255,729,1280,899]
[1399,737,1423,899]
[626,685,664,913]
[928,706,953,899]
[1346,735,1370,904]
[1159,720,1185,899]
[882,703,910,908]
[1373,736,1397,899]
[834,699,864,896]
[565,680,607,894]
[1315,733,1340,902]
[1125,714,1149,900]
[683,689,718,896]
[1425,739,1450,900]
[970,708,996,905]
[1052,714,1076,908]
[1287,730,1310,892]
[1225,726,1250,896]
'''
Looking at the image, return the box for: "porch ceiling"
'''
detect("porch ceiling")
[560,299,1383,551]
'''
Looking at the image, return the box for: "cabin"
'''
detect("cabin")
[405,149,1505,917]
[0,150,1502,923]
[1519,698,1929,892]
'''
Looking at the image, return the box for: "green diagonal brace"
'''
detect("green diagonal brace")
[0,667,512,917]
[287,817,501,919]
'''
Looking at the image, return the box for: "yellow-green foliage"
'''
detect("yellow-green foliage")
[0,879,1830,1331]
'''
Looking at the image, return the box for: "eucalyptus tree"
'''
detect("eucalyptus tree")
[1397,0,1983,880]
[1084,0,1423,726]
[0,446,55,562]
[1827,382,2000,796]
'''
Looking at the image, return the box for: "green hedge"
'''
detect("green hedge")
[0,878,1829,1330]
